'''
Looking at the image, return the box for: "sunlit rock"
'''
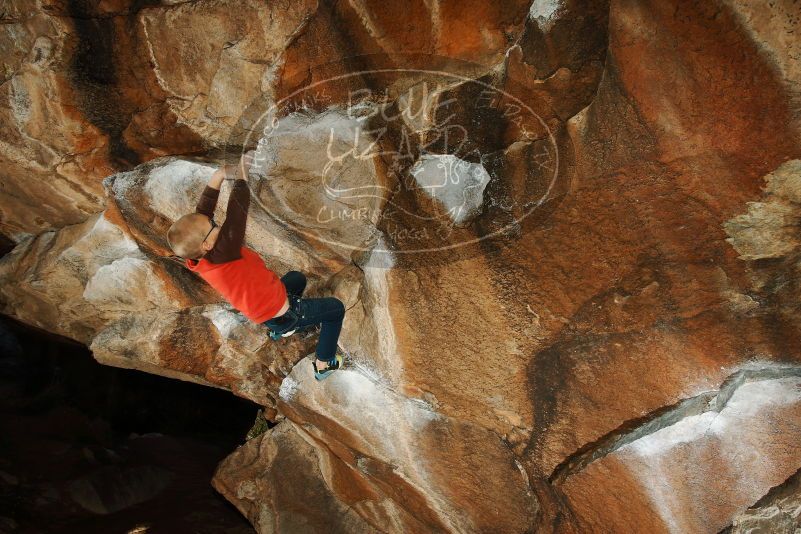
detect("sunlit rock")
[139,0,317,145]
[727,467,801,534]
[260,353,539,533]
[2,0,801,532]
[213,420,380,534]
[558,370,801,533]
[725,160,801,260]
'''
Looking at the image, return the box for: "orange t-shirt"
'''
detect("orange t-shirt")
[186,246,287,323]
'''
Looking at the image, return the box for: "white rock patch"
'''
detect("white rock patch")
[279,376,300,401]
[202,305,247,339]
[410,154,491,225]
[528,0,563,30]
[65,215,144,279]
[83,257,176,312]
[626,377,801,457]
[626,412,717,458]
[254,108,387,203]
[144,159,216,218]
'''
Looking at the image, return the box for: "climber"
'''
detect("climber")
[165,151,345,380]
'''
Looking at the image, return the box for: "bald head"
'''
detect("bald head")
[167,213,211,259]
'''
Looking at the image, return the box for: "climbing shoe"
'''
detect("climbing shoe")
[268,328,296,341]
[313,354,344,381]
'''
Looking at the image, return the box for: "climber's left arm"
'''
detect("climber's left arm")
[194,165,234,217]
[202,154,253,263]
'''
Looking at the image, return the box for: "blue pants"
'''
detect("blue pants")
[263,271,345,362]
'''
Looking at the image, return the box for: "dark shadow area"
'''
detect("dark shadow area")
[0,315,258,533]
[0,233,15,259]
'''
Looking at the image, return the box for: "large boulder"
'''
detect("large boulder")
[138,0,317,145]
[0,158,317,408]
[2,0,801,533]
[726,466,801,534]
[215,353,538,533]
[212,421,380,534]
[0,1,205,239]
[556,368,801,533]
[0,0,537,239]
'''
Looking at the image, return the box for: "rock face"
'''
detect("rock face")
[212,420,381,534]
[726,466,801,534]
[556,369,801,532]
[0,1,206,239]
[0,158,318,411]
[2,0,801,533]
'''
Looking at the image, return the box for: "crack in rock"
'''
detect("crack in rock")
[550,364,801,484]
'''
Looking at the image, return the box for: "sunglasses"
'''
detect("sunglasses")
[202,218,217,244]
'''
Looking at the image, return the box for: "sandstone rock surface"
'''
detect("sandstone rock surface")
[0,158,317,411]
[726,466,801,534]
[2,0,801,533]
[557,369,801,533]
